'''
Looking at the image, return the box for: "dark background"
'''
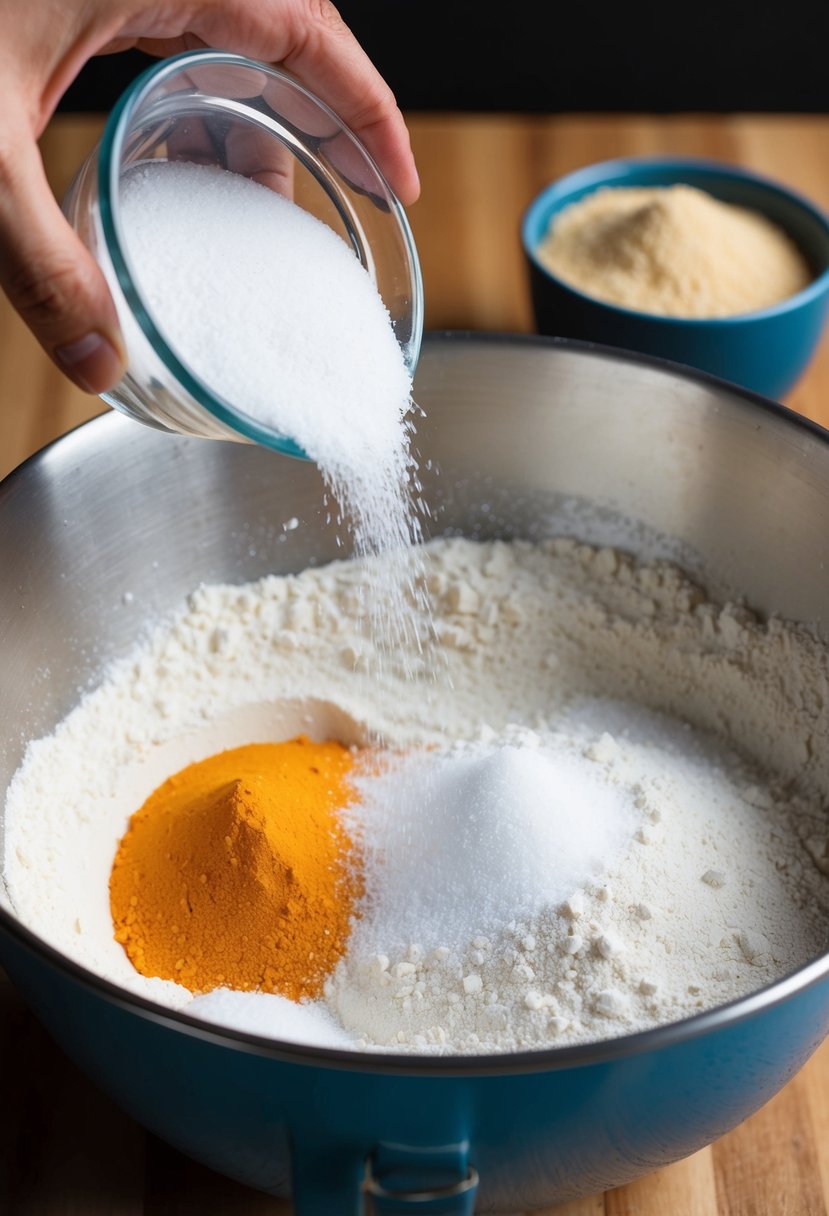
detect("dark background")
[57,1,829,114]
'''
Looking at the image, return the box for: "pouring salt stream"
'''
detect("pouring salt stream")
[4,157,829,1056]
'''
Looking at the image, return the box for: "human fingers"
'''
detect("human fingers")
[0,121,125,392]
[223,123,296,198]
[129,0,420,206]
[165,111,296,199]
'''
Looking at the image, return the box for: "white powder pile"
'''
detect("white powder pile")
[345,738,637,951]
[328,704,820,1052]
[119,161,420,567]
[536,184,812,318]
[4,536,829,1053]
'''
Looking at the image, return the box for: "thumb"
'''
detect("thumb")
[0,129,126,393]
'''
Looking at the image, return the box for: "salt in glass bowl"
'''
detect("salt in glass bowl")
[62,50,424,459]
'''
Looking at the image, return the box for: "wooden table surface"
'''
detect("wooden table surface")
[3,112,829,1214]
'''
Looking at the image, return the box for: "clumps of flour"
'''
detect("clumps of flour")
[4,536,829,1054]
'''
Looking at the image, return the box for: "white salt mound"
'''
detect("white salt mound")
[347,739,636,951]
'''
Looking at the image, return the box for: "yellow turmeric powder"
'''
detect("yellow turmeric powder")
[109,737,362,1001]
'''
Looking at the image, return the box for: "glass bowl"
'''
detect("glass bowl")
[62,50,424,459]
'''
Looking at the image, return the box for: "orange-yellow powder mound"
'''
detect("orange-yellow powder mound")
[109,737,363,1001]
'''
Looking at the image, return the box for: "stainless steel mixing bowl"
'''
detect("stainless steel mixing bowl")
[2,332,829,1214]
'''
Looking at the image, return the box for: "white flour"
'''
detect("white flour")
[4,536,829,1053]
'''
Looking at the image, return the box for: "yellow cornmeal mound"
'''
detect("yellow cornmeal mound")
[536,184,812,318]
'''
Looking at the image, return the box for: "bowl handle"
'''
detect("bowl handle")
[291,1138,479,1214]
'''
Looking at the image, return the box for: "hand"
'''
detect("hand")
[0,0,420,394]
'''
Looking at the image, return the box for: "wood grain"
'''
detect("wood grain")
[2,113,829,1214]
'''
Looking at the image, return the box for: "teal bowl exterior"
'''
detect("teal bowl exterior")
[3,915,829,1215]
[522,156,829,400]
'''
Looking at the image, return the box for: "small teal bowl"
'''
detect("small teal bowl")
[522,156,829,400]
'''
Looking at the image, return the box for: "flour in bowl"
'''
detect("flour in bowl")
[4,536,829,1053]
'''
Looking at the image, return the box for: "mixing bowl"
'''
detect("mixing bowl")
[522,156,829,400]
[3,333,829,1213]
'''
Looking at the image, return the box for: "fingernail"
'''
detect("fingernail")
[55,331,124,394]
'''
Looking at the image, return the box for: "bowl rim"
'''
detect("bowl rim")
[3,329,829,1077]
[521,153,829,326]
